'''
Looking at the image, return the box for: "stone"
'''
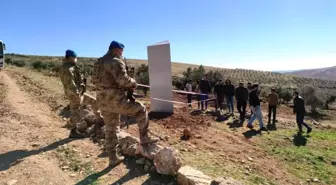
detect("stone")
[6,179,18,185]
[136,158,146,165]
[144,164,150,172]
[246,156,253,162]
[209,177,244,185]
[138,144,163,160]
[61,166,69,170]
[313,178,319,182]
[70,173,77,177]
[194,135,202,139]
[177,166,212,185]
[32,143,40,147]
[154,147,182,175]
[183,128,191,140]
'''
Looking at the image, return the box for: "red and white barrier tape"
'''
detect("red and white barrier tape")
[136,83,217,105]
[137,84,210,96]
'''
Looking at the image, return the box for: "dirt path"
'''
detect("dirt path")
[0,71,75,185]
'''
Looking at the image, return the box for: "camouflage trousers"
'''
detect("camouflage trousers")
[96,89,148,159]
[67,92,102,132]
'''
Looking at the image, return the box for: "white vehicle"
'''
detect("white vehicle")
[0,40,6,70]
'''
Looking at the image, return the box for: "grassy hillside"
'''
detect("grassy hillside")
[4,53,336,100]
[288,66,336,82]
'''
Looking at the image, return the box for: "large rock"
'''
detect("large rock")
[211,177,244,185]
[177,166,212,185]
[154,147,182,175]
[118,131,140,157]
[137,143,163,160]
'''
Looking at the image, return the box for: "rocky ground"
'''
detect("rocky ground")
[1,66,336,185]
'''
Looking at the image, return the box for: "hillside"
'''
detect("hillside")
[288,66,336,81]
[4,53,336,100]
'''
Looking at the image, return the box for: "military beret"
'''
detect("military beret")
[109,41,125,50]
[65,50,77,58]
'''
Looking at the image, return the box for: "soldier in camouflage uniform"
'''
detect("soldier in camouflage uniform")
[92,41,158,166]
[59,50,103,137]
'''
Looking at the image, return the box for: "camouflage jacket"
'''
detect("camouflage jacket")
[59,60,84,95]
[92,54,136,90]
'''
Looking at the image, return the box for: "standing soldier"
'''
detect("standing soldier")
[59,50,103,138]
[92,41,158,166]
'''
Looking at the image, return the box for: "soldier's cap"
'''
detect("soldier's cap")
[65,50,77,58]
[109,41,125,50]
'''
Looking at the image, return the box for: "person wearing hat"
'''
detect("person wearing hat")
[247,84,267,131]
[92,41,159,166]
[59,50,103,138]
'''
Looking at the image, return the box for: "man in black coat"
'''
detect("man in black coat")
[224,79,235,114]
[235,82,249,122]
[214,80,225,112]
[199,74,212,111]
[293,91,312,134]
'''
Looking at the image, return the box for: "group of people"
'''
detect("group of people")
[185,76,312,134]
[59,41,158,167]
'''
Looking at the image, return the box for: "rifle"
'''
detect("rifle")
[123,57,136,129]
[81,69,87,95]
[124,57,135,102]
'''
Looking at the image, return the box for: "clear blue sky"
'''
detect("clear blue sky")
[2,0,336,71]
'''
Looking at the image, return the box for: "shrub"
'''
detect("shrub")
[300,85,324,113]
[12,60,26,67]
[5,58,12,64]
[279,90,293,104]
[135,64,150,96]
[32,61,48,71]
[325,95,336,109]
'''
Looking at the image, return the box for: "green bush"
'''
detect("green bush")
[5,58,12,64]
[32,61,48,70]
[135,64,150,96]
[12,60,26,67]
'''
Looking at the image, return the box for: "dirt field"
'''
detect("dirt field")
[1,66,336,185]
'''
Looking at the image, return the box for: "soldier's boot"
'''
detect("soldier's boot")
[140,131,159,145]
[109,153,125,167]
[69,128,87,138]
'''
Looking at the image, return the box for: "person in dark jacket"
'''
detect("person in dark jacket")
[196,80,201,110]
[293,91,312,134]
[235,82,249,122]
[214,79,225,112]
[199,75,212,111]
[247,82,253,115]
[247,84,266,131]
[224,79,235,114]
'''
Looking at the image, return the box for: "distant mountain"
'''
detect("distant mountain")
[288,66,336,81]
[272,70,296,73]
